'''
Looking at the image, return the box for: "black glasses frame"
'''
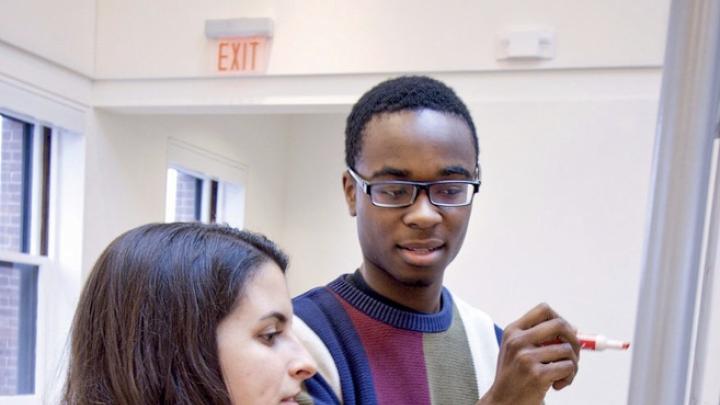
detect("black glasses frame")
[347,167,480,208]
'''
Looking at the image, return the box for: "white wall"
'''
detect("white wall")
[282,114,359,293]
[449,97,656,405]
[81,112,291,272]
[82,88,657,405]
[94,0,670,79]
[0,0,96,77]
[0,43,92,121]
[0,0,671,81]
[280,69,660,405]
[0,1,674,404]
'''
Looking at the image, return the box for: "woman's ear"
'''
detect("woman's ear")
[342,171,357,217]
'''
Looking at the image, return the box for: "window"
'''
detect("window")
[0,114,51,396]
[0,261,37,395]
[165,139,246,229]
[166,168,204,222]
[165,167,244,227]
[1,78,85,405]
[214,181,245,229]
[0,116,32,254]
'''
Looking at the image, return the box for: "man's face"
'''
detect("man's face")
[343,109,477,289]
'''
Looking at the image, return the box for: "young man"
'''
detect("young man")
[293,76,579,405]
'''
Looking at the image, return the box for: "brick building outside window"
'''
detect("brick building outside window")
[0,115,40,396]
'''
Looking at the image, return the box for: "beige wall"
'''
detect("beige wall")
[94,0,669,79]
[0,0,671,80]
[281,114,359,293]
[0,1,677,404]
[81,112,292,271]
[278,70,658,405]
[0,0,96,76]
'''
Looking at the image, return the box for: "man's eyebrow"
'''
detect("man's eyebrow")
[438,165,473,177]
[370,166,474,179]
[370,166,410,178]
[259,311,288,324]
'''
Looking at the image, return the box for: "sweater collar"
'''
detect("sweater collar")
[327,274,454,332]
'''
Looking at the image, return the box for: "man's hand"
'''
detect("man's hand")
[477,303,580,405]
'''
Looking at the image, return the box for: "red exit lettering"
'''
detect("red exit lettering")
[217,37,266,73]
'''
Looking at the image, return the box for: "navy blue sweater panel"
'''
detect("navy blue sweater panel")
[494,324,503,346]
[293,286,378,405]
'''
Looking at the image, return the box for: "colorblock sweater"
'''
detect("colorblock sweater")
[293,275,502,405]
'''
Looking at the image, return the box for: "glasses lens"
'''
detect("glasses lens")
[429,183,473,206]
[371,183,415,206]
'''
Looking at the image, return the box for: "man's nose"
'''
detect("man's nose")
[402,190,442,228]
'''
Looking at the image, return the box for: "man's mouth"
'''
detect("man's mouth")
[398,239,445,252]
[396,240,445,265]
[398,246,443,253]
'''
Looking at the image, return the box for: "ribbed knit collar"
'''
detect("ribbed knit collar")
[327,275,454,333]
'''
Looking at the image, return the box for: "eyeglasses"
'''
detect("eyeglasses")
[347,167,480,208]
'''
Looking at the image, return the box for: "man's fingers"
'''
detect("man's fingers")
[551,359,579,391]
[528,317,580,352]
[553,376,573,391]
[539,359,576,389]
[490,303,581,403]
[534,342,578,365]
[504,316,580,355]
[511,302,559,330]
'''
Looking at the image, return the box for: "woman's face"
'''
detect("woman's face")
[217,261,317,405]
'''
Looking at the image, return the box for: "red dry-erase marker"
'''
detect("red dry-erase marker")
[577,333,630,351]
[544,333,631,351]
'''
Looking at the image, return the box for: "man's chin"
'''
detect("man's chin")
[397,277,433,288]
[388,266,443,288]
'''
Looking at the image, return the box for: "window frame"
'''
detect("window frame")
[0,103,84,405]
[0,253,46,401]
[0,113,49,398]
[165,139,247,229]
[0,72,86,405]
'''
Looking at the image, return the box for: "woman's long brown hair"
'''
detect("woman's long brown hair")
[63,223,288,405]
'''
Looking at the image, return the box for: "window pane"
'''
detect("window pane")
[175,171,202,222]
[0,261,38,395]
[216,182,245,229]
[0,116,31,253]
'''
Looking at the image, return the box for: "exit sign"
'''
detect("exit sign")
[216,37,268,73]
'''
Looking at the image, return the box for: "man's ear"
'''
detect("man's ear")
[342,171,357,217]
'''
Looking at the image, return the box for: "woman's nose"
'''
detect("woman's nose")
[287,334,318,380]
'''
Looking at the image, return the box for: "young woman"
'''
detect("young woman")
[63,223,316,405]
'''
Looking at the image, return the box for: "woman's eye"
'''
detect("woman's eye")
[259,330,281,345]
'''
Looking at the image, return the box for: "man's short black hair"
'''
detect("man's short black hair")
[345,75,479,169]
